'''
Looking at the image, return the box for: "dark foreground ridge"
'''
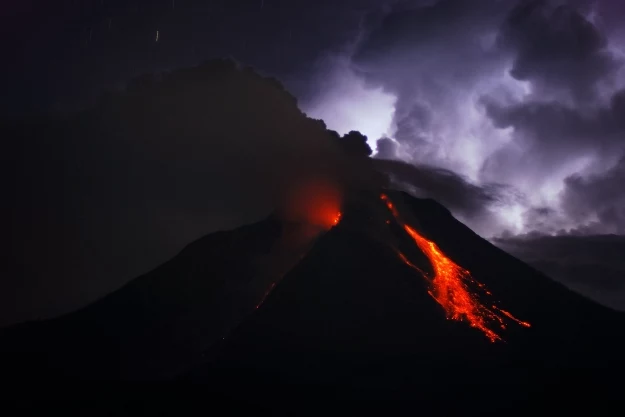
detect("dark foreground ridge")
[2,190,624,415]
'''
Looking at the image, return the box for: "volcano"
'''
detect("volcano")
[2,190,624,414]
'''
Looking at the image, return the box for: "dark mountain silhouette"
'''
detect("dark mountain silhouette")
[0,59,380,328]
[2,189,624,415]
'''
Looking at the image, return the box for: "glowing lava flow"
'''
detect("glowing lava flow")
[380,193,530,342]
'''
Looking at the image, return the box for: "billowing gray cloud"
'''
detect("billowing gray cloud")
[499,0,620,102]
[375,137,398,160]
[561,156,625,234]
[480,87,625,191]
[353,0,510,84]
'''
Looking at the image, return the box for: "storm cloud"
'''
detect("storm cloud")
[499,0,620,102]
[308,0,625,238]
[561,155,625,235]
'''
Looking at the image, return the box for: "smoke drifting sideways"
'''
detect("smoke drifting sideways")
[0,60,379,326]
[305,0,625,239]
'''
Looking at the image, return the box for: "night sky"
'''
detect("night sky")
[2,0,625,324]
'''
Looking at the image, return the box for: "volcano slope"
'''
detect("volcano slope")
[2,190,624,412]
[0,213,322,381]
[181,190,624,411]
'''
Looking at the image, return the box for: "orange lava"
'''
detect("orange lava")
[495,306,531,328]
[381,193,530,342]
[332,212,342,226]
[397,251,429,279]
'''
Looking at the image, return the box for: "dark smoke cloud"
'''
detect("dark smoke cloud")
[0,60,375,326]
[332,130,373,158]
[374,158,518,235]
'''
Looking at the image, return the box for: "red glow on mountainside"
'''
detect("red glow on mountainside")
[253,181,342,316]
[281,178,343,230]
[381,193,530,342]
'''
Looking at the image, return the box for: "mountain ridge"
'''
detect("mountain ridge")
[1,190,624,386]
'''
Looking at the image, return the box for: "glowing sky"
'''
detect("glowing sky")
[304,58,396,151]
[302,0,625,238]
